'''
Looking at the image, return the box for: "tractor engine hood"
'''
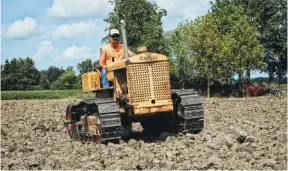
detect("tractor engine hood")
[106,52,168,72]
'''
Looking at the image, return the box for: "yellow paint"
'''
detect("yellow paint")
[107,52,168,72]
[80,53,174,116]
[81,71,100,92]
[134,104,174,115]
[107,71,114,81]
[119,108,125,113]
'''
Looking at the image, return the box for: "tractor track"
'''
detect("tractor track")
[69,98,123,141]
[172,89,204,133]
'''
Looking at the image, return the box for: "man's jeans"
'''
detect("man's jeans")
[101,69,110,88]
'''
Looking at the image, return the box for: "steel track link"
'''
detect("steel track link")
[172,89,204,133]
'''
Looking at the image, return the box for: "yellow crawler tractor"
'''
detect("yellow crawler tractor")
[64,21,204,142]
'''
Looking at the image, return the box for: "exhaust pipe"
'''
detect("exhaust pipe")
[120,20,129,59]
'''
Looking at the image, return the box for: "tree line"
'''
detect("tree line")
[1,58,93,91]
[1,0,287,95]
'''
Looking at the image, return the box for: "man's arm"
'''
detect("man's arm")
[99,48,106,68]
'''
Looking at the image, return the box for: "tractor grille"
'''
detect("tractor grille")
[127,61,171,103]
[127,64,151,103]
[151,62,171,100]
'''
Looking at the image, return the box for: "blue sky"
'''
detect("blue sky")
[1,0,268,78]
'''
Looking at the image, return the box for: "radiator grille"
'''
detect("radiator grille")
[151,62,171,100]
[127,61,171,103]
[127,64,151,103]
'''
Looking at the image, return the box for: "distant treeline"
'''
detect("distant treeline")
[1,57,286,92]
[1,57,93,91]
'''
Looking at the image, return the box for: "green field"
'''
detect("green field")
[1,90,95,100]
[1,83,286,100]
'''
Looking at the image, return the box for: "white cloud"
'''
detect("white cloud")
[61,46,93,59]
[53,22,98,39]
[32,40,94,63]
[153,0,212,19]
[32,41,93,61]
[47,0,112,18]
[32,41,60,60]
[4,17,38,39]
[151,0,213,30]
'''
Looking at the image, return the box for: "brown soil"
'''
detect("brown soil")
[1,95,287,170]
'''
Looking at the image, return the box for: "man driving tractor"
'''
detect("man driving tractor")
[99,29,135,88]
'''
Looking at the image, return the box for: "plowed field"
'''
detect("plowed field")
[1,95,287,170]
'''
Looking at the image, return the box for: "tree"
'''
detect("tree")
[1,57,40,90]
[186,14,236,97]
[51,71,78,90]
[211,2,265,94]
[39,71,50,89]
[168,3,264,97]
[1,59,12,90]
[167,21,199,88]
[212,0,287,84]
[246,0,286,84]
[19,58,41,90]
[66,66,74,72]
[103,0,168,54]
[47,66,65,84]
[258,0,287,84]
[77,59,93,75]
